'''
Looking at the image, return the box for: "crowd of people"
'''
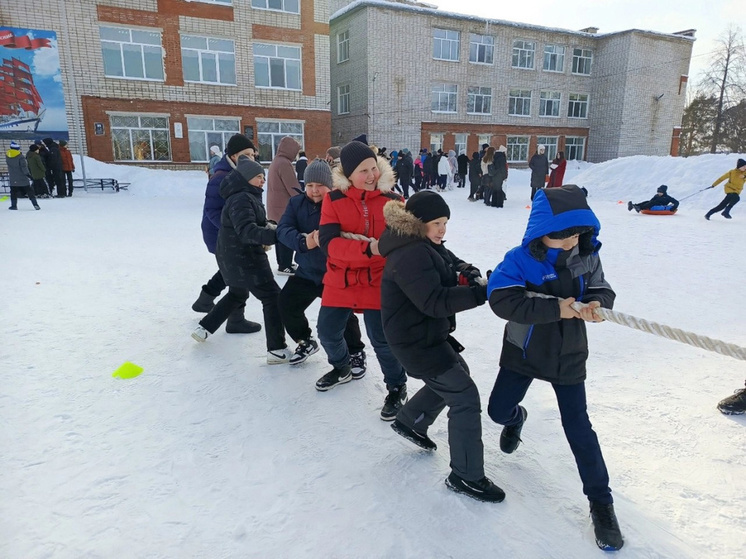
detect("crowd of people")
[5,137,75,210]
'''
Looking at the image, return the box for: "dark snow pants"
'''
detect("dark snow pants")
[396,354,485,482]
[200,283,285,351]
[274,242,294,270]
[488,367,613,505]
[278,275,364,353]
[9,185,38,208]
[707,193,740,217]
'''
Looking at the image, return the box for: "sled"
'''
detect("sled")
[640,205,677,215]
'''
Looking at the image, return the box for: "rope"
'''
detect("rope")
[678,186,714,202]
[340,231,375,242]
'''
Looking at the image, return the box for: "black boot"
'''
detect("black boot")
[391,419,436,451]
[717,387,746,415]
[191,288,217,312]
[500,406,527,454]
[445,472,506,503]
[590,502,624,550]
[225,306,261,334]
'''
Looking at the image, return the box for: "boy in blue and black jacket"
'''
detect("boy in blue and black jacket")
[486,185,624,551]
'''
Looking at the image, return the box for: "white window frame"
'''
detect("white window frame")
[253,42,301,90]
[337,84,350,115]
[194,0,232,5]
[568,93,589,119]
[431,83,458,113]
[539,91,561,117]
[506,136,530,163]
[251,0,300,14]
[337,30,349,63]
[110,113,171,162]
[433,29,460,62]
[508,89,532,117]
[256,119,304,163]
[466,86,492,115]
[537,136,559,161]
[469,33,494,65]
[565,136,586,160]
[572,48,593,75]
[99,26,164,81]
[454,133,467,156]
[186,116,241,162]
[543,44,565,72]
[511,39,535,69]
[181,35,236,85]
[430,133,444,154]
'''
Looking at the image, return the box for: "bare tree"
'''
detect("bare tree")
[699,26,746,153]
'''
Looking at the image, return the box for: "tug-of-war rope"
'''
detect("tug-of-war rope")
[336,231,746,362]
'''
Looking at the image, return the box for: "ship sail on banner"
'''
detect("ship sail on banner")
[0,27,68,141]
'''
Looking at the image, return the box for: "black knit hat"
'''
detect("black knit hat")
[737,158,746,169]
[405,190,451,223]
[657,184,668,193]
[340,140,377,178]
[304,159,333,188]
[226,134,255,157]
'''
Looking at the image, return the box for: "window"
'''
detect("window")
[337,84,350,115]
[543,44,565,72]
[196,0,232,4]
[572,48,593,75]
[469,34,493,64]
[565,136,586,160]
[110,114,170,161]
[431,83,458,113]
[181,35,235,85]
[254,43,301,90]
[511,40,535,69]
[433,29,459,61]
[539,91,561,117]
[251,0,299,14]
[568,93,589,118]
[337,30,349,63]
[466,86,492,114]
[537,136,558,160]
[187,116,240,162]
[508,89,531,116]
[100,26,164,80]
[430,133,444,153]
[454,134,467,155]
[256,120,304,162]
[506,136,529,163]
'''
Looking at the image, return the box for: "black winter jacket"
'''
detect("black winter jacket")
[216,166,277,288]
[380,200,486,378]
[529,153,549,188]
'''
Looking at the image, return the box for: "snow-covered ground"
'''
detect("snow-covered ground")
[1,153,745,558]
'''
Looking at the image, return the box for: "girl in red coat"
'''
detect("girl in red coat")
[547,150,567,188]
[315,140,408,421]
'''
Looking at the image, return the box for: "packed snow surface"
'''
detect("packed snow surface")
[2,153,745,558]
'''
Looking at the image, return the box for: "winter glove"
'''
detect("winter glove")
[472,283,488,306]
[265,220,277,230]
[457,264,482,287]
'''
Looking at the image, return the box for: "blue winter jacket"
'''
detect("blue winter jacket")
[487,185,615,384]
[201,156,234,254]
[276,193,328,285]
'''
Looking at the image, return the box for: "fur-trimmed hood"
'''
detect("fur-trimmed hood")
[331,156,396,192]
[379,200,428,257]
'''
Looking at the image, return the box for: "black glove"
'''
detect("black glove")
[472,283,488,306]
[457,264,482,287]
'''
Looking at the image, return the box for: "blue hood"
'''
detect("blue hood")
[522,185,601,247]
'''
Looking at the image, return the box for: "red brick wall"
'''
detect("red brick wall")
[82,97,331,164]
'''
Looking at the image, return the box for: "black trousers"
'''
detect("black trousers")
[9,185,38,208]
[278,275,364,352]
[32,178,49,196]
[275,242,294,270]
[200,282,285,351]
[203,268,227,297]
[707,193,740,216]
[64,171,74,196]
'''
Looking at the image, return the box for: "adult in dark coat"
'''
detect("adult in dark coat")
[379,191,504,503]
[488,149,508,207]
[528,145,549,201]
[192,134,260,333]
[193,156,289,362]
[468,151,481,201]
[394,148,414,199]
[43,138,65,198]
[457,151,469,188]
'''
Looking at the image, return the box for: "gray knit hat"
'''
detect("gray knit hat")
[304,159,333,188]
[235,155,265,182]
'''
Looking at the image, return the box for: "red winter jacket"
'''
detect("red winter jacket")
[319,158,401,310]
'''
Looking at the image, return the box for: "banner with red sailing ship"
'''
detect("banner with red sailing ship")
[0,27,68,140]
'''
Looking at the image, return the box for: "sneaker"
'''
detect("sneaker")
[349,350,367,379]
[276,264,298,276]
[315,365,352,391]
[34,204,40,210]
[627,201,633,211]
[445,472,505,503]
[191,326,209,342]
[380,385,407,421]
[722,212,732,219]
[500,406,527,454]
[717,388,746,415]
[267,347,293,364]
[391,419,436,451]
[289,338,319,365]
[590,502,624,551]
[705,212,713,220]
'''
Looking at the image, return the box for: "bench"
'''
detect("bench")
[73,178,130,192]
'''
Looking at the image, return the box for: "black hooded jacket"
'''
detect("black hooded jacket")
[379,200,486,378]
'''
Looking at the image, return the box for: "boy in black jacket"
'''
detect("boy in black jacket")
[628,184,679,212]
[486,185,623,550]
[379,191,505,503]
